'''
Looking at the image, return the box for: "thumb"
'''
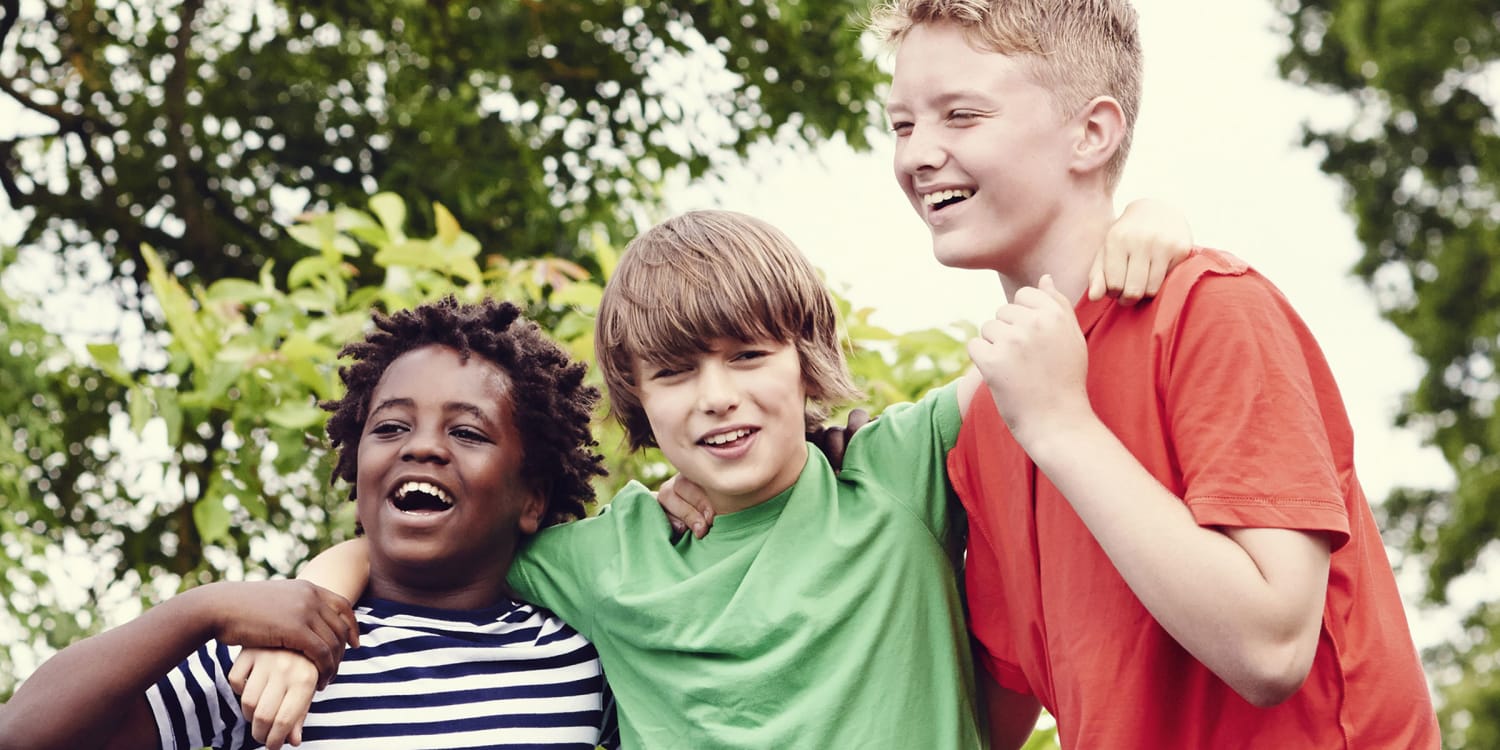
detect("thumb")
[1038,274,1071,309]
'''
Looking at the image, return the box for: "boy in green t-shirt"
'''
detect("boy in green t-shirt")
[238,208,1188,748]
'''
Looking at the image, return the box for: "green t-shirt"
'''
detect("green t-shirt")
[509,382,981,749]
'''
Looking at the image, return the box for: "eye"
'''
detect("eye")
[649,365,685,380]
[889,120,913,136]
[732,349,769,362]
[369,421,407,436]
[451,426,490,443]
[947,109,982,124]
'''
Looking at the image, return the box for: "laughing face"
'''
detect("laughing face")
[886,21,1078,276]
[635,338,809,516]
[355,345,542,602]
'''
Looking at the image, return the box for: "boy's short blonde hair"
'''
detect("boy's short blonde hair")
[596,210,862,451]
[872,0,1142,188]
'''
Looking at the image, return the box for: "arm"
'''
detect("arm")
[230,538,372,749]
[0,580,356,750]
[978,668,1042,750]
[969,277,1331,707]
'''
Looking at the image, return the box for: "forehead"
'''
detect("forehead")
[886,23,1032,110]
[372,345,512,413]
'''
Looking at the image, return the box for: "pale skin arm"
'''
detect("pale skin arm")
[0,581,356,750]
[968,276,1332,707]
[229,539,371,749]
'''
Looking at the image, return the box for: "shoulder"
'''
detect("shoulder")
[845,380,962,464]
[1148,248,1295,326]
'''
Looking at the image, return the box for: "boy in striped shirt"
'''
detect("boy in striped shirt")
[0,298,618,750]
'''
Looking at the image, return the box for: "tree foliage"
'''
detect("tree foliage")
[0,193,978,703]
[0,0,886,699]
[1274,1,1500,744]
[0,0,883,285]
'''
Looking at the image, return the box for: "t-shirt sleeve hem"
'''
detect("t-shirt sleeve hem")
[978,650,1033,697]
[1187,495,1351,549]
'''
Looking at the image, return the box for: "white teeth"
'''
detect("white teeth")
[394,480,453,506]
[702,428,752,446]
[923,188,973,206]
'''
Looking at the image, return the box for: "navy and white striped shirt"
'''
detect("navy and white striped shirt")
[147,596,616,749]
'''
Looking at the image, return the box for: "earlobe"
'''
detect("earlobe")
[518,493,545,535]
[1071,96,1126,175]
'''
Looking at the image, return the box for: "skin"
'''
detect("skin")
[635,338,812,516]
[889,20,1333,741]
[0,580,356,750]
[0,344,548,750]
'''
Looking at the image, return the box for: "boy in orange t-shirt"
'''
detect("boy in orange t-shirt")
[873,0,1439,747]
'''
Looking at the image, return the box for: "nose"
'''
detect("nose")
[401,424,451,464]
[893,122,946,180]
[695,362,740,416]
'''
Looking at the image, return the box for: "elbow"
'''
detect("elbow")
[1230,639,1316,708]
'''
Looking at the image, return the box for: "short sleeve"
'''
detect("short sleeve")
[146,641,253,750]
[509,488,640,636]
[839,381,965,555]
[1164,272,1351,547]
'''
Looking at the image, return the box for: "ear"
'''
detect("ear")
[517,492,546,535]
[1069,95,1126,177]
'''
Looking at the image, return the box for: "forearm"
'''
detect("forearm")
[1019,413,1329,705]
[297,538,370,600]
[0,587,220,749]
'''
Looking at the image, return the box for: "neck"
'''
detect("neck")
[998,191,1118,304]
[366,555,514,611]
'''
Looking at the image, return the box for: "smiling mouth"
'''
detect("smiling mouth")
[923,188,974,210]
[700,427,756,447]
[390,480,454,513]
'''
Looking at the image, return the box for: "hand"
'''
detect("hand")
[197,580,358,690]
[967,276,1092,443]
[229,648,320,750]
[1088,197,1193,304]
[807,408,872,473]
[657,474,714,539]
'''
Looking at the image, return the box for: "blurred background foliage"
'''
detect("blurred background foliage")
[2,0,1497,747]
[1274,1,1500,746]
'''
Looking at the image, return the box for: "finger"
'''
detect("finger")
[1143,254,1171,299]
[269,679,316,750]
[228,649,257,694]
[1038,274,1073,309]
[249,669,285,744]
[821,427,848,473]
[1098,238,1129,298]
[1087,249,1107,301]
[846,408,871,434]
[1118,248,1151,306]
[318,596,359,654]
[239,660,268,730]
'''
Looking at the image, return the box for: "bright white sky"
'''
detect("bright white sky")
[0,0,1479,654]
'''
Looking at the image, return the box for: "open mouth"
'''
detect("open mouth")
[390,480,454,513]
[699,427,756,448]
[923,188,973,211]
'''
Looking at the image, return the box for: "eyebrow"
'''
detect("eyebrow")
[369,398,495,424]
[886,89,992,112]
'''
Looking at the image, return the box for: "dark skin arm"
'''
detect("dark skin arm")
[0,580,357,750]
[979,666,1043,750]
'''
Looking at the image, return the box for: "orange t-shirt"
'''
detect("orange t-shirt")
[949,250,1438,748]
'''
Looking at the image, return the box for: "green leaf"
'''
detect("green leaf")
[192,494,231,545]
[434,201,461,245]
[265,401,324,430]
[86,343,134,387]
[127,386,151,433]
[369,193,407,241]
[206,278,273,305]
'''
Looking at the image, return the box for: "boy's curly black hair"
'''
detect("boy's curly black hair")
[322,297,606,528]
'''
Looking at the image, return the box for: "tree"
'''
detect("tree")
[1,0,882,285]
[0,192,980,701]
[0,0,885,697]
[1274,1,1500,745]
